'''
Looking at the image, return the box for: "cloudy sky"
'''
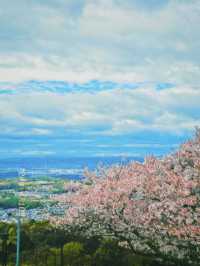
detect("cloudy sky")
[0,0,199,158]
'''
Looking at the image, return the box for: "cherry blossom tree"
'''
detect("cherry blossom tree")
[53,128,200,265]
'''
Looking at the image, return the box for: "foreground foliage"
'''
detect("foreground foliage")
[0,221,164,266]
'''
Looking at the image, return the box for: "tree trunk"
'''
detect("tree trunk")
[54,254,57,266]
[60,245,64,266]
[45,253,48,266]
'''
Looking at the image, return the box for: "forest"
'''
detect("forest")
[0,221,189,266]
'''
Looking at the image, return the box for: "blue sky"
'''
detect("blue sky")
[0,0,199,158]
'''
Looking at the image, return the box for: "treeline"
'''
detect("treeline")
[0,221,175,266]
[0,195,42,209]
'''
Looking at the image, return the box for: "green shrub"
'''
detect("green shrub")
[63,241,91,266]
[92,238,132,266]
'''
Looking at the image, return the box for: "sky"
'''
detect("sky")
[0,0,199,159]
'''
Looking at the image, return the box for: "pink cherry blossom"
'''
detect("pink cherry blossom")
[52,128,200,264]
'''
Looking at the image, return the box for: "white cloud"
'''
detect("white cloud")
[0,0,200,83]
[13,149,55,156]
[0,83,199,136]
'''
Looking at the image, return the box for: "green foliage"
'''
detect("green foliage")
[23,198,42,209]
[0,221,193,266]
[93,238,132,266]
[0,195,19,208]
[63,242,91,266]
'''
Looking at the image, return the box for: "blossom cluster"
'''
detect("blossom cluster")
[52,129,200,263]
